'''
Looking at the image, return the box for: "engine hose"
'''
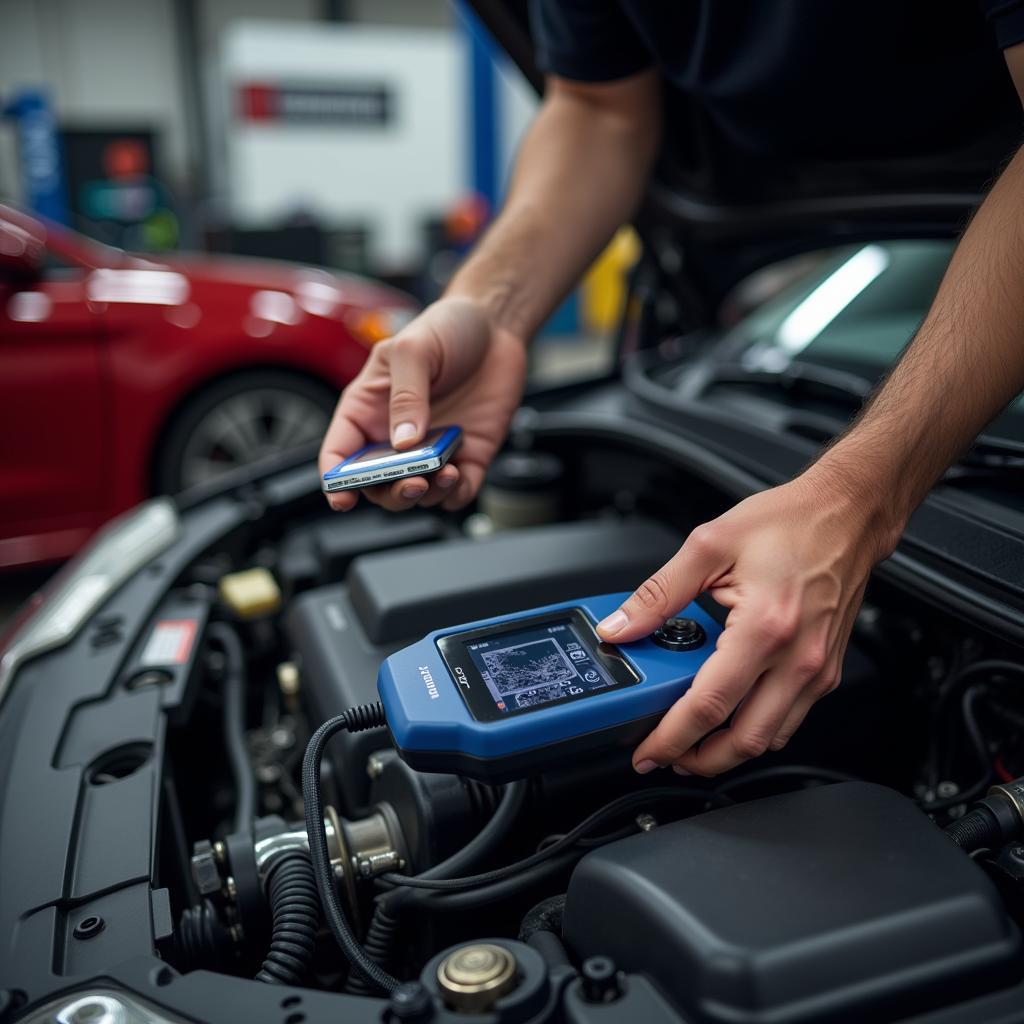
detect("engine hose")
[946,807,1002,852]
[175,899,232,971]
[255,851,321,984]
[945,786,1022,853]
[344,904,402,996]
[206,622,256,835]
[519,894,566,942]
[302,702,400,994]
[520,894,570,968]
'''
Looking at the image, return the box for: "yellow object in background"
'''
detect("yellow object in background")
[580,227,641,334]
[218,567,282,619]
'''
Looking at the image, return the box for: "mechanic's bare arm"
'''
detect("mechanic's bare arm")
[445,70,662,340]
[598,44,1024,778]
[319,70,662,512]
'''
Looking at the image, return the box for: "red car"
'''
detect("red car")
[0,205,416,569]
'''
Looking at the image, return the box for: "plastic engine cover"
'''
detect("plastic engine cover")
[563,782,1022,1024]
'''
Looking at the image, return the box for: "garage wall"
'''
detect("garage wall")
[0,0,451,206]
[0,0,187,199]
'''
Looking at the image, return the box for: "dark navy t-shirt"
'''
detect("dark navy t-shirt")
[530,1,1024,199]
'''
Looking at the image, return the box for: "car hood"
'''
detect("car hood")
[142,252,415,311]
[469,0,1022,311]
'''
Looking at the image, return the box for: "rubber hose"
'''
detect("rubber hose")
[255,852,320,985]
[206,622,256,835]
[527,929,572,969]
[175,899,231,971]
[344,903,402,995]
[303,703,399,994]
[519,894,566,943]
[520,894,570,968]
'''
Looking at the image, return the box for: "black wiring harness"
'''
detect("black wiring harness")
[302,702,400,993]
[300,701,866,993]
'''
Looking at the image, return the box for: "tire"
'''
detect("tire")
[154,370,337,494]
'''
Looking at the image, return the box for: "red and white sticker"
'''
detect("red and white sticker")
[140,619,198,667]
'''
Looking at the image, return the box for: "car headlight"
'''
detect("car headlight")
[345,305,417,347]
[23,989,186,1024]
[0,497,179,707]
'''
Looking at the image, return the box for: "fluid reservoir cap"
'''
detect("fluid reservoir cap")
[437,943,518,1012]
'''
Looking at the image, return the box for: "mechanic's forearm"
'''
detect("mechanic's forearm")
[811,143,1024,555]
[446,72,661,342]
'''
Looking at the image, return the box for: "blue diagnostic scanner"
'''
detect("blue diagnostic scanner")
[378,593,721,781]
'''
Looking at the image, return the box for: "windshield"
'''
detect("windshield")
[722,241,1024,445]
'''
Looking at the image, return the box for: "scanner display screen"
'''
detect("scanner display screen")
[467,619,613,712]
[437,608,639,722]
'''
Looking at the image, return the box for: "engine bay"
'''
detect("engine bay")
[4,429,1024,1024]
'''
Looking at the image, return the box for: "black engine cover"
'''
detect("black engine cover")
[285,518,682,811]
[564,782,1022,1024]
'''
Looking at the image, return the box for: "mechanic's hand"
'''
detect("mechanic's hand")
[319,297,527,512]
[596,470,895,776]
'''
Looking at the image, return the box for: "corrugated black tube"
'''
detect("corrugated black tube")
[255,851,320,985]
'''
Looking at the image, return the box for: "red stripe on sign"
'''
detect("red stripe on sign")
[141,619,198,666]
[239,83,277,121]
[171,619,197,662]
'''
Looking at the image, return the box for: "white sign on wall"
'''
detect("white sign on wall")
[220,21,466,272]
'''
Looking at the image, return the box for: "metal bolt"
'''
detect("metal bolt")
[366,754,386,780]
[636,813,658,832]
[213,840,227,864]
[191,841,222,896]
[389,980,433,1021]
[937,781,960,799]
[356,850,404,878]
[581,956,622,1003]
[224,876,238,901]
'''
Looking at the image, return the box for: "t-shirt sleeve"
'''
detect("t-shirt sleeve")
[979,0,1024,49]
[529,0,654,82]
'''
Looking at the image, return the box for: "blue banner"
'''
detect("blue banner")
[4,89,69,224]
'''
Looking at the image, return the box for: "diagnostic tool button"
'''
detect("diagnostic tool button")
[651,617,706,652]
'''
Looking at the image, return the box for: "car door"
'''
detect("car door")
[0,254,106,568]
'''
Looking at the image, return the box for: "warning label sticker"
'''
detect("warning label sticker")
[140,619,198,667]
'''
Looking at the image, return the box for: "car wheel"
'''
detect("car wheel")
[155,371,337,494]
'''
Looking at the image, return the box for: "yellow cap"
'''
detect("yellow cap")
[218,567,282,619]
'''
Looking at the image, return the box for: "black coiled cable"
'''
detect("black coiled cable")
[175,899,231,971]
[302,702,400,994]
[256,851,321,985]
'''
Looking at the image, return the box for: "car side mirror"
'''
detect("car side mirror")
[0,220,45,282]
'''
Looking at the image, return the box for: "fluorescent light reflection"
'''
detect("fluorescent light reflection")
[776,245,889,354]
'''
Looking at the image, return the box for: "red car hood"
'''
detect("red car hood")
[140,252,415,311]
